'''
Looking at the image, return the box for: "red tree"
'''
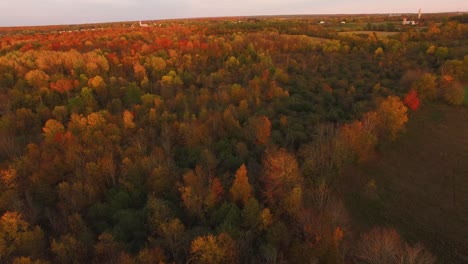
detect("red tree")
[403,90,420,111]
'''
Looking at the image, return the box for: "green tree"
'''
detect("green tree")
[411,73,437,100]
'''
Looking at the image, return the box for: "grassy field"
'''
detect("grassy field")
[341,104,468,263]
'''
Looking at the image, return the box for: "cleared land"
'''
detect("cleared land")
[342,104,468,263]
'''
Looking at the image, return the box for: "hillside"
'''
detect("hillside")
[344,104,468,263]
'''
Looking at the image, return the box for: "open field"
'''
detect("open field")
[343,104,468,263]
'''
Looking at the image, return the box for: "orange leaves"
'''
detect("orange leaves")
[179,165,224,218]
[50,79,75,94]
[43,119,65,139]
[229,164,252,206]
[339,120,377,163]
[0,168,17,189]
[205,177,224,209]
[403,90,420,111]
[133,63,147,81]
[122,110,136,129]
[0,211,46,262]
[25,69,49,88]
[262,148,302,211]
[333,227,344,246]
[245,115,271,145]
[255,116,271,145]
[155,37,173,49]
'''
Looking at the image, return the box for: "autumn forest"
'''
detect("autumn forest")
[0,13,467,264]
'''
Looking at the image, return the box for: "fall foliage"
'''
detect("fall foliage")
[229,164,252,206]
[0,13,464,263]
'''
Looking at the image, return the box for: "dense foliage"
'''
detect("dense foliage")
[0,15,467,263]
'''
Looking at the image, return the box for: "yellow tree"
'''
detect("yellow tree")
[189,233,237,264]
[25,70,49,89]
[0,212,46,262]
[229,164,252,206]
[88,75,106,90]
[376,96,408,141]
[42,119,65,141]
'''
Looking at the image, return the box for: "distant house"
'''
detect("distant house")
[402,18,417,25]
[139,21,149,27]
[319,21,326,24]
[341,21,346,24]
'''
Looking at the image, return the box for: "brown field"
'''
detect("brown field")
[342,104,468,263]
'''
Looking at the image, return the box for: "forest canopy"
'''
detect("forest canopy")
[0,14,467,263]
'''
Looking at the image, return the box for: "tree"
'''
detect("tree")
[205,177,224,209]
[441,78,464,106]
[355,227,435,264]
[403,90,420,111]
[247,115,271,145]
[133,63,147,81]
[88,75,106,89]
[262,148,303,212]
[123,110,136,129]
[93,233,123,264]
[229,164,252,206]
[189,233,238,264]
[376,96,408,141]
[411,73,437,101]
[137,246,167,264]
[179,165,221,218]
[25,70,49,89]
[339,120,377,163]
[0,212,46,263]
[356,227,403,264]
[50,79,74,94]
[158,218,185,261]
[299,124,347,180]
[241,198,261,229]
[42,119,65,141]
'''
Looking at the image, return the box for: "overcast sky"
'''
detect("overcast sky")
[0,0,466,26]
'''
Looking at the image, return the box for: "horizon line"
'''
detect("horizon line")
[1,11,467,28]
